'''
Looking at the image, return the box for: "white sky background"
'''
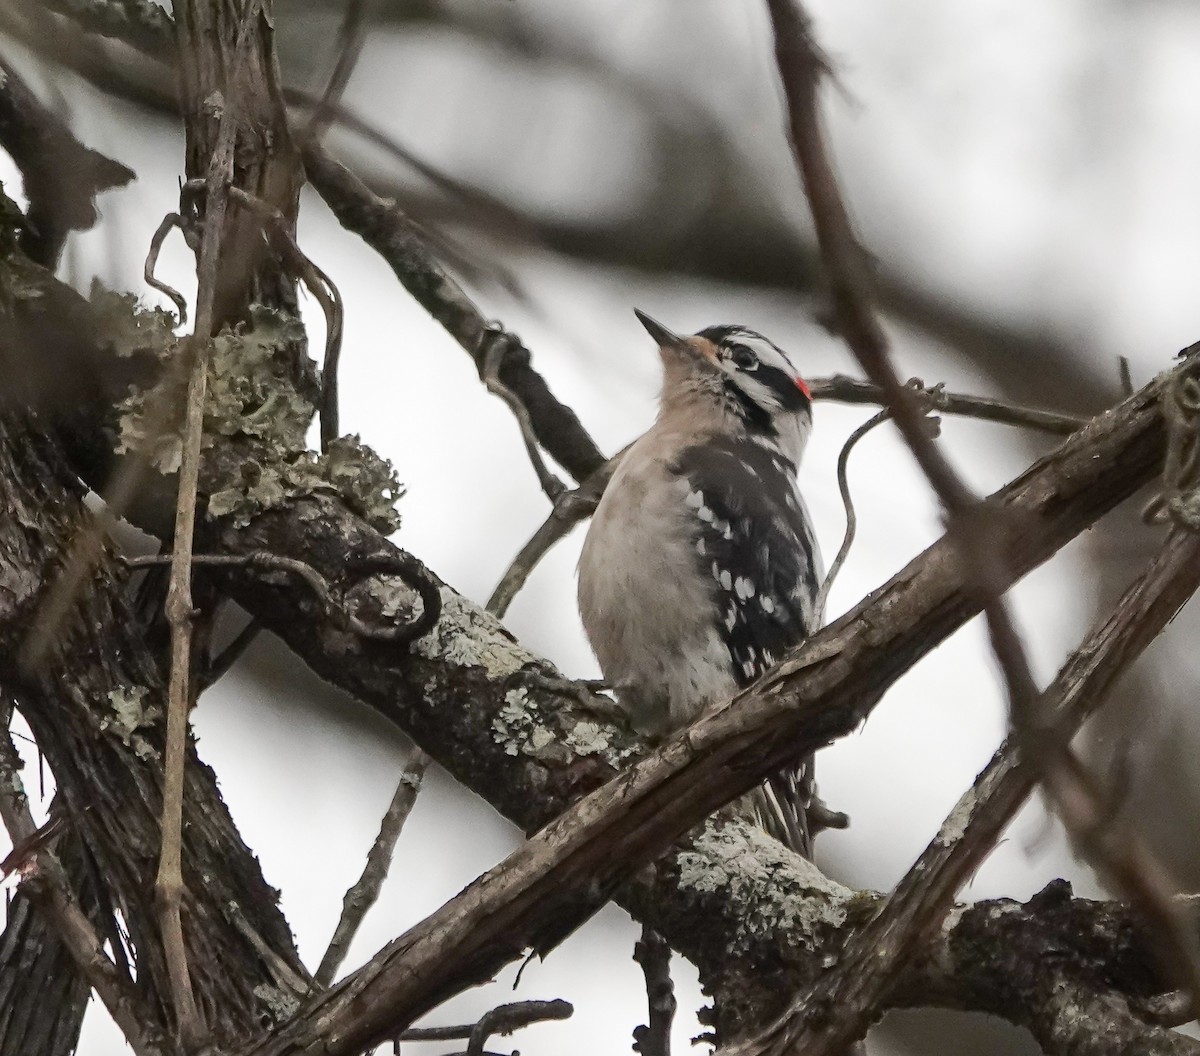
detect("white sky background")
[8,0,1200,1053]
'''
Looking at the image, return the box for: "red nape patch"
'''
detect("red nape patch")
[795,377,812,400]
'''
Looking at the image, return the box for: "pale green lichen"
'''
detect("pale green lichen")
[492,687,550,757]
[252,983,301,1022]
[563,720,631,763]
[101,685,160,761]
[937,785,976,845]
[90,282,177,361]
[107,296,403,532]
[205,436,403,532]
[114,302,308,474]
[413,589,537,679]
[676,818,852,952]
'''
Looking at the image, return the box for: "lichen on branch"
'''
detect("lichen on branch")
[105,294,403,532]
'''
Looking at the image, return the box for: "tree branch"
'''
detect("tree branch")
[313,747,429,988]
[0,706,166,1056]
[764,1,1200,1043]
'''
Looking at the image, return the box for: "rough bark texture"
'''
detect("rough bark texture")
[0,417,307,1047]
[904,881,1200,1054]
[0,831,95,1056]
[175,0,302,331]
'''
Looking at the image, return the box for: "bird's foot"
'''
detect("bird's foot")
[509,667,628,725]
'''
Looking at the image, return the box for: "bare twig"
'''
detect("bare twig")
[394,1000,573,1050]
[155,4,264,1046]
[0,705,166,1056]
[466,1000,573,1056]
[314,747,429,988]
[479,323,568,501]
[807,374,1086,434]
[486,453,620,618]
[299,0,371,144]
[812,408,889,618]
[201,616,262,689]
[633,926,675,1056]
[125,551,330,604]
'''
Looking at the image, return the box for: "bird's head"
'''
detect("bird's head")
[634,308,814,465]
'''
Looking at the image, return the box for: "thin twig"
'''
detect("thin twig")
[0,705,167,1056]
[314,747,429,988]
[124,551,331,604]
[479,323,567,502]
[299,0,371,144]
[395,1000,573,1048]
[807,374,1085,435]
[633,926,675,1056]
[486,454,621,618]
[466,1000,574,1056]
[200,616,262,689]
[155,5,262,1047]
[812,408,889,618]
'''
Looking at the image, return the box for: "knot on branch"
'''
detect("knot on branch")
[1144,361,1200,529]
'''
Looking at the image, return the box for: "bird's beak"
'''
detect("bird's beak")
[634,309,686,350]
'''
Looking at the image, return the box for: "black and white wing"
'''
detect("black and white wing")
[672,438,828,855]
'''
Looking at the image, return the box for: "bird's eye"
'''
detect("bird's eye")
[731,346,758,370]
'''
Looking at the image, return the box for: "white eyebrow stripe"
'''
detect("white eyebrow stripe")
[726,333,797,374]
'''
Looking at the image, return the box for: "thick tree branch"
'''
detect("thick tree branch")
[900,882,1200,1056]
